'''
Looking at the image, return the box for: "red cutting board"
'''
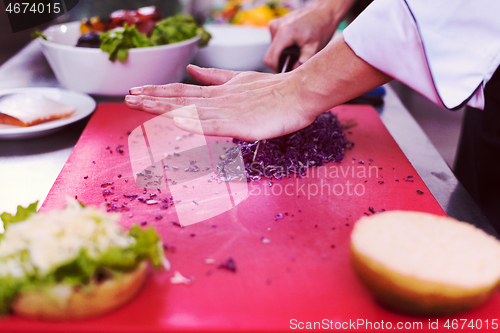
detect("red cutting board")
[2,103,499,332]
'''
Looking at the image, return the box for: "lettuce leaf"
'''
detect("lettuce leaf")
[100,23,152,62]
[51,249,98,286]
[99,14,211,63]
[0,201,38,241]
[31,30,47,40]
[31,225,162,283]
[0,221,165,316]
[0,275,27,315]
[128,224,164,269]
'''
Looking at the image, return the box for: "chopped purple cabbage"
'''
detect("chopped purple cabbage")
[217,111,350,181]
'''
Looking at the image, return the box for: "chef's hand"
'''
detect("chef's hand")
[125,65,319,141]
[264,0,356,72]
[125,38,392,140]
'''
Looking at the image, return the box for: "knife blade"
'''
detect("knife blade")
[278,43,301,74]
[252,44,301,162]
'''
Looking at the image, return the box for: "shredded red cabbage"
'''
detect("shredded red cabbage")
[217,111,350,181]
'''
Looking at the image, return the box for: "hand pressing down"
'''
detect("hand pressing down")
[125,38,393,141]
[124,64,319,142]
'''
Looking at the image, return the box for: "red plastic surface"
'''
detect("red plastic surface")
[2,103,499,332]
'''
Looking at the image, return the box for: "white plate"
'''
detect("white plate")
[0,87,96,140]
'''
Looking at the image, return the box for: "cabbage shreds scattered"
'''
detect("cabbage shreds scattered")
[0,199,167,315]
[99,14,211,62]
[0,201,38,241]
[217,111,351,181]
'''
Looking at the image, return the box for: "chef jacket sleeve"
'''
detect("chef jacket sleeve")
[342,0,500,110]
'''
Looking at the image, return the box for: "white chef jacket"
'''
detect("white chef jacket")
[343,0,500,110]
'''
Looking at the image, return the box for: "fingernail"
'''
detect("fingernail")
[129,87,143,94]
[125,95,141,104]
[143,99,157,108]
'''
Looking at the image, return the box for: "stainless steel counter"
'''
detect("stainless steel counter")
[0,40,496,237]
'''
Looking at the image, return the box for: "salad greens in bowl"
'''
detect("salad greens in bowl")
[37,13,210,96]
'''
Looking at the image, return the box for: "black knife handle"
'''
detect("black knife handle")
[278,43,301,73]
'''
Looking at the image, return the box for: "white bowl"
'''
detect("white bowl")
[39,22,200,96]
[194,24,271,71]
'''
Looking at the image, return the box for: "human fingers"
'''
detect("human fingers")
[125,90,265,121]
[172,103,313,142]
[127,73,283,114]
[172,117,234,137]
[264,31,296,72]
[124,94,218,115]
[186,65,241,85]
[157,105,225,121]
[268,17,280,39]
[129,70,273,101]
[127,82,241,102]
[264,9,310,72]
[129,83,211,98]
[298,42,320,65]
[125,94,179,114]
[173,117,265,141]
[125,97,235,127]
[128,65,239,98]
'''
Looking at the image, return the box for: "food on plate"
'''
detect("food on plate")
[217,111,350,181]
[73,6,211,62]
[350,210,500,316]
[0,93,75,127]
[0,199,168,320]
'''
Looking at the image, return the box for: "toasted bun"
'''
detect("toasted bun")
[351,211,500,316]
[11,261,149,321]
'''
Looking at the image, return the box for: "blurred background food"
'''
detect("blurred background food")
[0,0,182,66]
[0,0,305,68]
[209,0,296,26]
[72,10,210,62]
[191,0,309,71]
[39,13,204,95]
[181,0,310,26]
